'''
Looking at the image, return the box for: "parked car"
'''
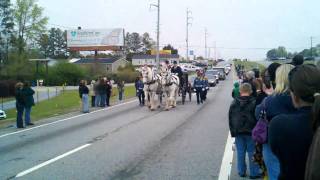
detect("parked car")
[0,110,7,119]
[211,67,226,80]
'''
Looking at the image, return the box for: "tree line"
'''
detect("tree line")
[266,45,320,60]
[0,0,160,85]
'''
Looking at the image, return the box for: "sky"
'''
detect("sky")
[37,0,320,60]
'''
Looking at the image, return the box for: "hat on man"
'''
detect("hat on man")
[173,60,178,64]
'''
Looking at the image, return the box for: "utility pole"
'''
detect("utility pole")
[311,36,313,58]
[205,28,208,59]
[214,41,217,62]
[151,0,160,70]
[186,8,192,61]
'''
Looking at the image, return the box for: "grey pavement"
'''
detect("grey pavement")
[0,76,234,180]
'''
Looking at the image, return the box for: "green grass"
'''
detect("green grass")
[234,60,266,71]
[0,85,136,127]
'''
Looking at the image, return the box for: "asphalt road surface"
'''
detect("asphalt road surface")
[0,76,234,180]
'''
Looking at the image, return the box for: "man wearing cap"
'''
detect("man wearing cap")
[171,60,184,87]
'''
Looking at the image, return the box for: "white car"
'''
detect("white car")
[0,110,7,119]
[181,64,201,72]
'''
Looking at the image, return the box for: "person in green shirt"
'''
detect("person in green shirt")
[232,82,240,98]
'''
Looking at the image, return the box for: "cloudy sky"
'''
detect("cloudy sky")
[37,0,320,60]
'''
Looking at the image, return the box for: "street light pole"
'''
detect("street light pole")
[151,0,160,70]
[205,28,208,59]
[186,8,192,61]
[311,36,313,58]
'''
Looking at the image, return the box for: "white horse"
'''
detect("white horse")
[141,66,161,111]
[160,66,180,110]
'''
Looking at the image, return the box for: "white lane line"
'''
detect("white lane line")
[0,100,137,139]
[15,144,91,178]
[218,132,234,180]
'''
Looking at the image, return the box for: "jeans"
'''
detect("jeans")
[100,94,106,107]
[91,96,95,107]
[95,94,101,107]
[138,90,145,105]
[263,143,280,180]
[82,94,89,113]
[195,88,202,104]
[16,103,24,128]
[106,94,110,106]
[235,135,260,177]
[25,107,32,124]
[119,91,123,101]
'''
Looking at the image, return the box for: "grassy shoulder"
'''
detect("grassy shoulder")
[0,85,136,127]
[234,60,266,71]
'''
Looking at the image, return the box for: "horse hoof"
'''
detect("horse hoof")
[165,108,169,111]
[150,108,155,111]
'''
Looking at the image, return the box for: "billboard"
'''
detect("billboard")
[67,28,124,51]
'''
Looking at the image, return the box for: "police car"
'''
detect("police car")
[0,110,7,119]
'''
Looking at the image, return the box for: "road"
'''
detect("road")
[0,76,235,180]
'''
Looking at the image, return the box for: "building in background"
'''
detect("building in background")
[132,54,180,66]
[73,57,127,73]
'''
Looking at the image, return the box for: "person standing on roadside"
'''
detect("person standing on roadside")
[95,78,102,107]
[22,82,35,126]
[90,80,96,107]
[269,64,320,180]
[232,82,240,99]
[255,64,295,180]
[253,78,268,106]
[243,71,257,97]
[99,79,107,107]
[135,76,145,106]
[229,83,261,179]
[15,82,25,128]
[117,80,125,102]
[79,80,89,113]
[106,79,112,107]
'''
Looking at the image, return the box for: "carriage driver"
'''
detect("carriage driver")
[171,60,184,87]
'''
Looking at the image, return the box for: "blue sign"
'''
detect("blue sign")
[71,31,77,37]
[189,50,194,56]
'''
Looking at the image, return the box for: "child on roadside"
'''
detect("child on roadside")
[229,83,261,179]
